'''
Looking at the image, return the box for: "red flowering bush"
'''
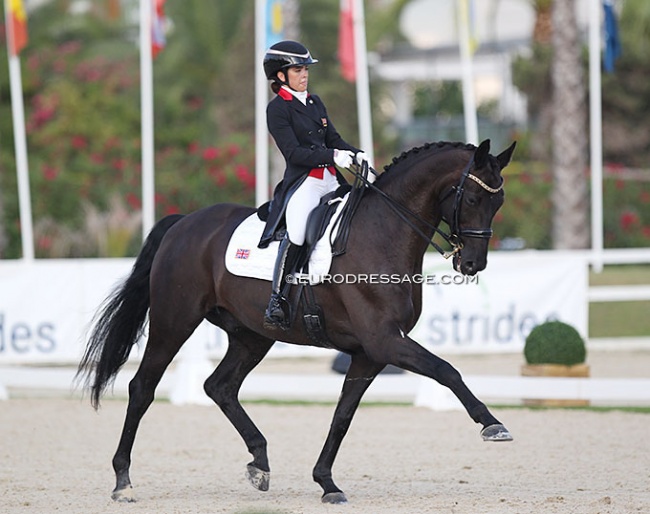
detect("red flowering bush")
[490,161,650,250]
[1,38,255,258]
[602,167,650,247]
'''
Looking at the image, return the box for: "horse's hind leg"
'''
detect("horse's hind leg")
[111,323,201,502]
[203,328,275,491]
[313,353,384,504]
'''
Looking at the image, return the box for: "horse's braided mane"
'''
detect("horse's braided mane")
[382,141,476,174]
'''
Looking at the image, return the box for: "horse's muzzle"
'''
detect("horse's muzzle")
[454,252,484,276]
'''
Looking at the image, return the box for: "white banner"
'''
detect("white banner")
[0,252,587,364]
[411,250,588,353]
[0,259,231,365]
[0,259,132,363]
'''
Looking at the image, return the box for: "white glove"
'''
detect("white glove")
[356,151,376,184]
[355,151,372,168]
[333,149,354,169]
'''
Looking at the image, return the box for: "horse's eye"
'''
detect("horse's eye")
[466,196,478,207]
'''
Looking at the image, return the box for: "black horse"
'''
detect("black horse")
[77,139,516,504]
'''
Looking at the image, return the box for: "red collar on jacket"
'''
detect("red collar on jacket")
[278,87,311,102]
[278,87,292,101]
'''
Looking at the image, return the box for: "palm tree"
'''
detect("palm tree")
[550,0,589,248]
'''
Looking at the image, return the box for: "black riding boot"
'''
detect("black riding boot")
[264,236,292,328]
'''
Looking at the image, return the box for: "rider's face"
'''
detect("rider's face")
[279,65,309,92]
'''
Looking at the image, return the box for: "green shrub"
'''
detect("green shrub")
[524,321,587,366]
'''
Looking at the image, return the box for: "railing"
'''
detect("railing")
[588,285,650,302]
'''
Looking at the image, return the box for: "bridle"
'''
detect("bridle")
[440,153,504,253]
[350,152,504,259]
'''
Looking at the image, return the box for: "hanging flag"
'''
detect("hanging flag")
[338,0,355,82]
[603,0,621,73]
[266,0,284,48]
[151,0,166,58]
[7,0,28,56]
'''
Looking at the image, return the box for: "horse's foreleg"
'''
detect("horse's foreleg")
[378,333,512,441]
[313,353,384,504]
[203,330,275,492]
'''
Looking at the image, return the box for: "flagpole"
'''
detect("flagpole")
[4,0,34,260]
[352,0,374,162]
[140,0,155,240]
[255,0,270,206]
[457,0,479,145]
[588,0,604,272]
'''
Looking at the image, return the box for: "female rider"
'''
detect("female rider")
[259,40,372,328]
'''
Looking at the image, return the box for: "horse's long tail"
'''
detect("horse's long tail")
[76,214,184,409]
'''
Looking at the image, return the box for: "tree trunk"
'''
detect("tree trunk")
[551,0,589,249]
[527,0,554,162]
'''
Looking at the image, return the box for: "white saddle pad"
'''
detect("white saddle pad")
[225,194,349,285]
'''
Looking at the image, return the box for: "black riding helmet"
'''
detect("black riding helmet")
[263,40,318,82]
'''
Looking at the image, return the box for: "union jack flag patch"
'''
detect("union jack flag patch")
[235,248,250,260]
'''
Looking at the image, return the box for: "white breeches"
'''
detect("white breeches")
[285,172,339,246]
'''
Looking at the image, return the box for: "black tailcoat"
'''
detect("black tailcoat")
[258,88,360,248]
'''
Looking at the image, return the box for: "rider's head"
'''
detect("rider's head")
[263,40,318,93]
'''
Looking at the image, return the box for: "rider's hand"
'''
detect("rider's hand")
[356,151,376,184]
[355,151,372,168]
[333,149,354,169]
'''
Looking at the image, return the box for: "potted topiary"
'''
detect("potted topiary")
[521,320,589,406]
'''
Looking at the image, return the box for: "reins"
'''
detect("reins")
[347,151,503,259]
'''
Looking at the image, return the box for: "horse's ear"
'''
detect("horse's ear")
[474,139,491,168]
[496,141,517,170]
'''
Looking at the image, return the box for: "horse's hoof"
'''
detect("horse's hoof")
[111,485,136,502]
[322,491,348,504]
[481,424,513,442]
[246,464,270,491]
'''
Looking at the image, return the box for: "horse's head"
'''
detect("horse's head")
[440,139,516,275]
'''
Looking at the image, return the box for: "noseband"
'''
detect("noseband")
[351,151,503,260]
